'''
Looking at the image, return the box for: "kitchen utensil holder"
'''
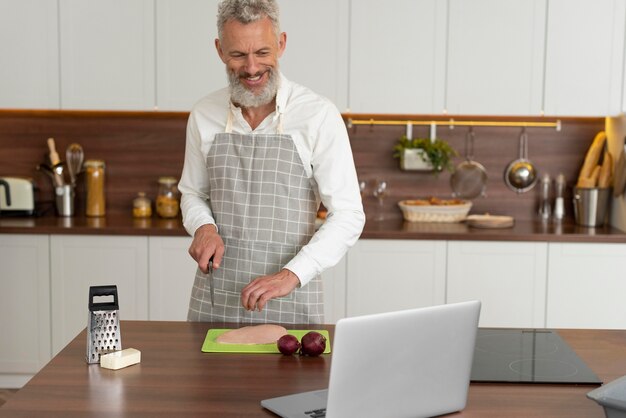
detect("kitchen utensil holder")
[86,285,122,364]
[573,187,611,227]
[55,184,75,217]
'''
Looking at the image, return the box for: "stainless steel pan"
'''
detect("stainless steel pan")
[504,127,538,193]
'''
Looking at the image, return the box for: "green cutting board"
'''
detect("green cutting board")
[201,329,331,354]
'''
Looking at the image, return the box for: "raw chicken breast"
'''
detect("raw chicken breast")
[216,324,288,345]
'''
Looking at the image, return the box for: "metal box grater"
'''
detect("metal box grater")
[86,285,122,364]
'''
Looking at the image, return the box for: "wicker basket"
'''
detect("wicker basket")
[398,200,472,223]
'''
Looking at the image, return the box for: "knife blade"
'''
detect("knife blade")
[208,256,214,307]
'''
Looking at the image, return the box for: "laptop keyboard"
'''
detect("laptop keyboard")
[305,408,326,418]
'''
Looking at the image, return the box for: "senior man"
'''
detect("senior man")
[178,0,364,324]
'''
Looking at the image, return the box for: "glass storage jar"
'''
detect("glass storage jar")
[132,192,152,218]
[84,159,106,217]
[156,177,180,218]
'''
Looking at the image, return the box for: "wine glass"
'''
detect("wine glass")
[372,180,388,220]
[359,180,368,200]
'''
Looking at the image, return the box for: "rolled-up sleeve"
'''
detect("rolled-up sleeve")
[178,111,217,237]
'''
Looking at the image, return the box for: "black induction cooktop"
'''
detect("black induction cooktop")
[470,329,602,384]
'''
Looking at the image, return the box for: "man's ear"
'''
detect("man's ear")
[215,38,226,63]
[277,32,287,58]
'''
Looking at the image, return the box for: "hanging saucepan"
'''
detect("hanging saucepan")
[504,127,538,193]
[450,127,487,199]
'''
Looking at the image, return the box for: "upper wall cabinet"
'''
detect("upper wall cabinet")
[279,0,349,112]
[0,0,60,109]
[446,0,546,116]
[543,0,626,116]
[155,0,349,112]
[348,0,447,114]
[156,0,224,111]
[59,0,156,110]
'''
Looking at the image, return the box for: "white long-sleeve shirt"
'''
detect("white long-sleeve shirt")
[178,73,365,286]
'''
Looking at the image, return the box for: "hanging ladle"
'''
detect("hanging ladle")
[504,127,538,193]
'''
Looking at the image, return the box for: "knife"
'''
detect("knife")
[208,256,214,307]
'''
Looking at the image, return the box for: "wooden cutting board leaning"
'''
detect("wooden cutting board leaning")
[577,131,613,189]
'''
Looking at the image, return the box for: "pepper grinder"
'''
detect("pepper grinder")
[538,173,552,221]
[553,173,565,221]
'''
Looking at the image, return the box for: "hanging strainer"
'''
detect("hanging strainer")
[450,127,487,199]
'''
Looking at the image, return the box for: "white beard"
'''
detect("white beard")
[228,68,280,108]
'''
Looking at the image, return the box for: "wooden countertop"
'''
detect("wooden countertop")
[1,213,626,243]
[0,213,188,236]
[0,321,624,417]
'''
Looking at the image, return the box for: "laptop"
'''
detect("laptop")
[261,300,481,418]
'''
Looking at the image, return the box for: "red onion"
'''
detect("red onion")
[277,334,301,355]
[300,331,326,357]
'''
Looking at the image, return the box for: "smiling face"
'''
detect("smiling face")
[216,17,286,109]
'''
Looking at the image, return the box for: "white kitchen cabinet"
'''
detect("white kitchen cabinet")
[348,0,446,114]
[59,0,155,110]
[0,0,60,109]
[50,235,149,355]
[279,0,349,112]
[543,0,626,116]
[155,0,349,111]
[446,0,546,115]
[547,243,626,329]
[148,236,196,320]
[155,0,223,111]
[446,241,548,328]
[0,234,50,388]
[321,255,347,324]
[346,239,446,316]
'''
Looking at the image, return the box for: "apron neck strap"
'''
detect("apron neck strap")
[225,109,234,134]
[276,112,284,135]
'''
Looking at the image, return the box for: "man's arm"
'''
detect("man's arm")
[179,111,225,273]
[240,102,365,311]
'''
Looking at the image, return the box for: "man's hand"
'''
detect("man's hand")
[241,269,300,312]
[188,224,224,274]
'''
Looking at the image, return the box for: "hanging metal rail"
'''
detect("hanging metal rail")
[346,118,562,131]
[345,117,561,140]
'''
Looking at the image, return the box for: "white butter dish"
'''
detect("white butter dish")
[100,348,141,370]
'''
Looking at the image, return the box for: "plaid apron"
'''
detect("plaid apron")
[187,113,324,324]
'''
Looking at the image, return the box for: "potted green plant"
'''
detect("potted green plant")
[392,136,457,172]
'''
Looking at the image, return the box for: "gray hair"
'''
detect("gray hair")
[217,0,280,41]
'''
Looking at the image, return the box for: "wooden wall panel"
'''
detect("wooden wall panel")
[349,116,604,221]
[0,111,188,217]
[0,111,604,221]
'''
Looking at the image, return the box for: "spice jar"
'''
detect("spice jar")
[132,192,152,218]
[156,177,180,218]
[84,159,106,217]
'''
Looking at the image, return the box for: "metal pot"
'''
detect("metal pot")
[504,128,538,193]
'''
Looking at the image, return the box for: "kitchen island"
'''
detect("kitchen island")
[0,321,623,417]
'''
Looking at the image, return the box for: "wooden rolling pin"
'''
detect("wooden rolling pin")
[47,137,64,187]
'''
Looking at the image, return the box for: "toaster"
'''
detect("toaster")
[0,177,35,215]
